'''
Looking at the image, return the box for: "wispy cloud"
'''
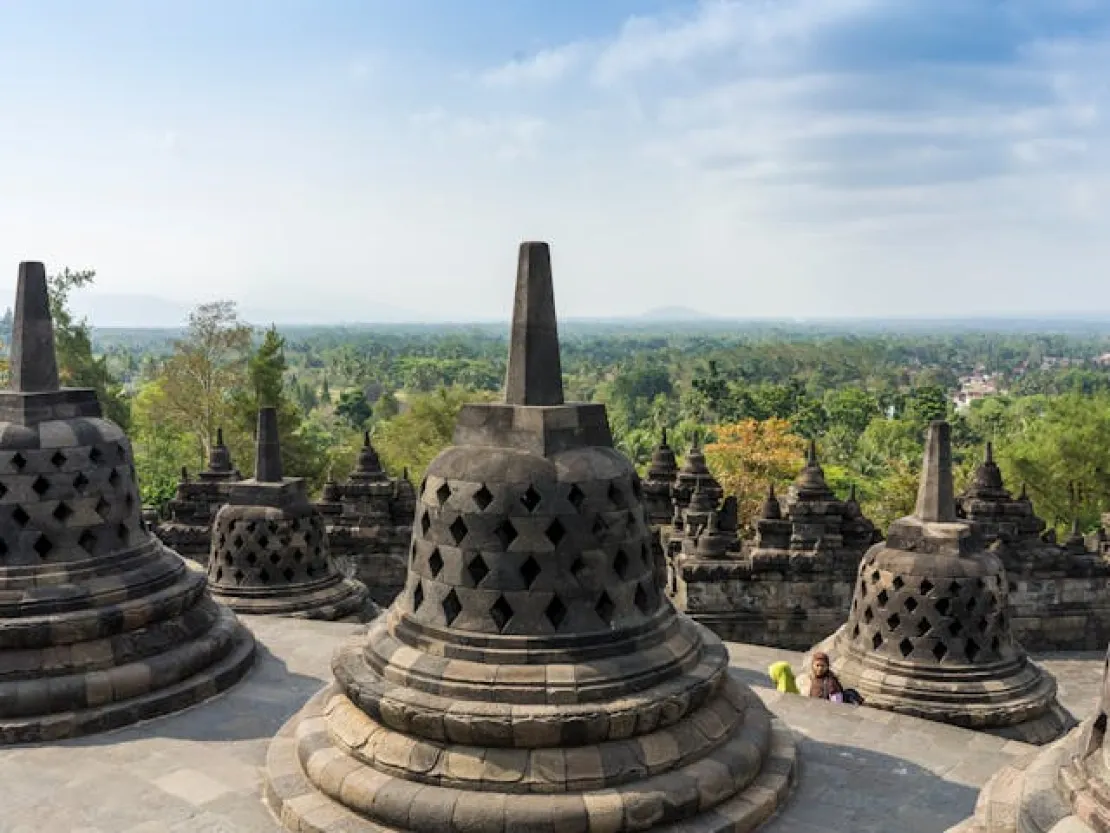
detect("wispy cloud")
[479,42,590,87]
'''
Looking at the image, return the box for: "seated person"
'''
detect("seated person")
[808,651,845,702]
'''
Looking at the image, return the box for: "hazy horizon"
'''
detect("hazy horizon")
[2,1,1110,322]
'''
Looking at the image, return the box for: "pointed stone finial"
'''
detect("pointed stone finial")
[217,427,225,446]
[402,467,410,481]
[10,262,60,393]
[1020,482,1029,501]
[254,407,283,483]
[914,420,956,523]
[504,241,563,406]
[364,430,371,447]
[849,483,858,502]
[181,466,189,482]
[661,427,669,447]
[806,438,818,467]
[985,441,994,464]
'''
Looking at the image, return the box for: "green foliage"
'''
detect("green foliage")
[130,378,193,507]
[335,389,373,430]
[249,325,286,407]
[47,268,131,428]
[85,306,1110,532]
[374,387,496,478]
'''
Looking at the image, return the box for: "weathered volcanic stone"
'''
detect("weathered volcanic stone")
[959,443,1068,571]
[804,421,1073,744]
[0,261,256,744]
[950,641,1110,833]
[642,429,678,526]
[156,427,242,561]
[263,241,797,833]
[207,407,369,620]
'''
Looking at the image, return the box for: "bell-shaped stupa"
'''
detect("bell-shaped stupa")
[805,421,1073,744]
[207,407,369,619]
[951,638,1110,832]
[0,262,255,743]
[263,242,796,832]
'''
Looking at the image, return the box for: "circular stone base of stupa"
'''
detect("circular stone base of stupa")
[0,544,257,746]
[946,721,1094,833]
[802,628,1075,746]
[263,684,797,833]
[262,612,797,833]
[208,575,371,621]
[207,504,371,622]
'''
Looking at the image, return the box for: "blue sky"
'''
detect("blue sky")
[1,0,1109,323]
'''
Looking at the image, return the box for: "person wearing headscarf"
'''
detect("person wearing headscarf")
[808,651,845,702]
[768,661,800,694]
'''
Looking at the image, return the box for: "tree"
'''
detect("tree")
[249,325,285,407]
[336,389,373,430]
[130,378,193,507]
[906,384,950,427]
[703,418,807,531]
[994,393,1110,532]
[159,301,252,464]
[47,268,131,427]
[374,387,496,478]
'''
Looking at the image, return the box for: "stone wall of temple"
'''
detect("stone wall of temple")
[676,556,862,649]
[657,435,1110,653]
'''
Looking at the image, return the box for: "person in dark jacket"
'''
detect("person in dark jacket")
[808,651,845,702]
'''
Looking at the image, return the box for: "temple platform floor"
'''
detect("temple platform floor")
[0,616,1101,833]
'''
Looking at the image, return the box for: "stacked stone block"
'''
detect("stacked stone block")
[0,261,255,743]
[207,407,369,620]
[263,241,796,833]
[805,421,1073,744]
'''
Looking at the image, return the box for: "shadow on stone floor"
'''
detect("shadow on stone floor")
[63,643,325,747]
[729,664,777,691]
[764,737,981,833]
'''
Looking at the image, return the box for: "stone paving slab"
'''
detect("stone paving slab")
[0,618,1100,833]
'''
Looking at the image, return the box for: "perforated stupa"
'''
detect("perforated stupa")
[207,407,369,620]
[806,421,1073,744]
[263,241,797,832]
[0,261,255,744]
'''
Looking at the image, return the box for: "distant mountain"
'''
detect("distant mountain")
[636,306,715,321]
[0,287,425,328]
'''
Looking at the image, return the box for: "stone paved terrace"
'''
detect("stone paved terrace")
[0,616,1102,833]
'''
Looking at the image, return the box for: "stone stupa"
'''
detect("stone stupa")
[805,420,1073,744]
[951,641,1110,832]
[263,241,797,833]
[642,428,679,525]
[0,262,256,743]
[206,407,369,620]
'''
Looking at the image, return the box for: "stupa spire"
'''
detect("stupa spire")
[254,407,283,483]
[985,440,994,464]
[914,420,957,523]
[503,241,563,406]
[806,438,818,466]
[10,262,60,393]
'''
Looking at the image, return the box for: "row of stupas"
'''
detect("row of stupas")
[2,242,1107,833]
[650,427,1097,571]
[0,246,799,833]
[645,432,881,567]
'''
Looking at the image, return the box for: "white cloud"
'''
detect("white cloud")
[480,42,590,87]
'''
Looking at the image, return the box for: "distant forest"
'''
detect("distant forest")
[5,269,1110,536]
